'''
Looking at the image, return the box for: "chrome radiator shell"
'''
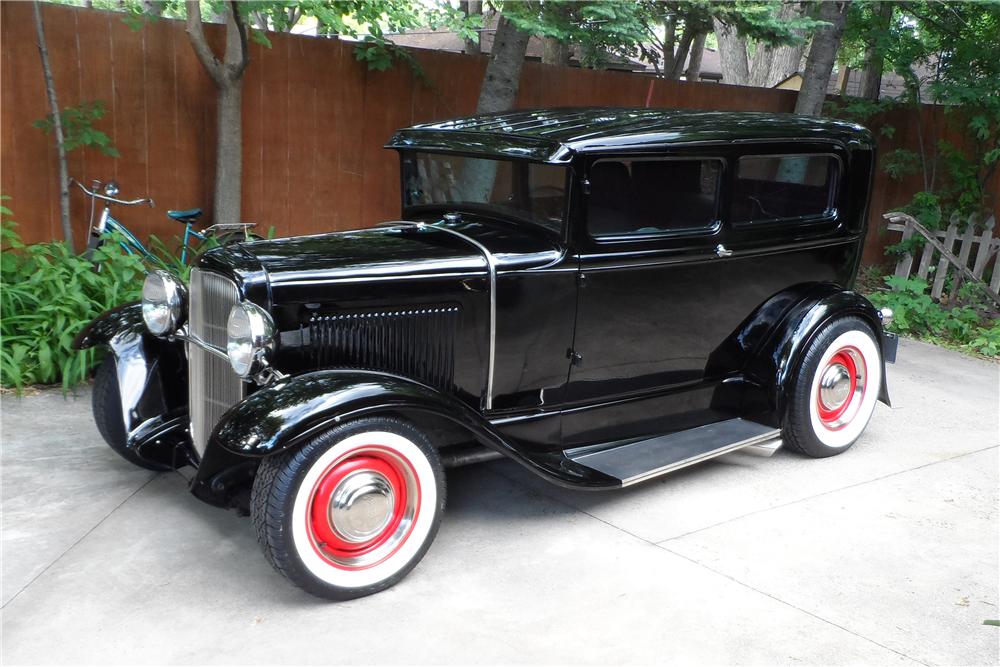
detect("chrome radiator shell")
[188,268,244,459]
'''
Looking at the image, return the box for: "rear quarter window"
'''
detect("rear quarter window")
[732,154,839,225]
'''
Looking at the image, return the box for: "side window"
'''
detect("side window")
[732,154,838,224]
[588,159,721,238]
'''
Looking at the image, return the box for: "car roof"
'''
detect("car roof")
[386,107,875,163]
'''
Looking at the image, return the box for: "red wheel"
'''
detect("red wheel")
[815,346,866,430]
[251,417,445,600]
[305,448,419,570]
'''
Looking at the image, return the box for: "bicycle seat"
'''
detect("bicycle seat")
[167,208,203,224]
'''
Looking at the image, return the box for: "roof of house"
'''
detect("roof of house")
[387,107,874,162]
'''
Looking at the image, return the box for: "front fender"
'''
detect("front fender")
[210,370,512,458]
[745,283,891,423]
[73,302,190,466]
[72,301,145,350]
[206,369,621,490]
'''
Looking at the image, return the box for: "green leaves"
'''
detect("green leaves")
[33,101,119,157]
[0,209,147,392]
[866,275,999,358]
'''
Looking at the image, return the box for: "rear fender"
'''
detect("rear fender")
[742,284,890,424]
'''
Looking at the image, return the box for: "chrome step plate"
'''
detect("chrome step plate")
[566,418,781,487]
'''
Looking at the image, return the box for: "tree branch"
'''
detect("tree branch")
[229,0,251,81]
[185,0,224,86]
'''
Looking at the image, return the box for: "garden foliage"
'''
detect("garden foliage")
[1,202,144,391]
[866,275,1000,358]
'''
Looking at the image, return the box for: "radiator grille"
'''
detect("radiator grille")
[188,269,244,459]
[308,306,459,390]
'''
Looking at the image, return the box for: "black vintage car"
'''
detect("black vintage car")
[75,108,897,600]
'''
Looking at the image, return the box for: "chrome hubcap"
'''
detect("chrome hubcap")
[329,471,395,543]
[819,363,852,410]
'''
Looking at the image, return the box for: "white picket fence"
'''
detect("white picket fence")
[885,211,1000,307]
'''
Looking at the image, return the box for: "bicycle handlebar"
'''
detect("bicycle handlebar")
[72,179,154,207]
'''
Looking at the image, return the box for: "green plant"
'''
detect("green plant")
[866,274,999,358]
[967,321,1000,357]
[1,209,145,391]
[33,100,119,157]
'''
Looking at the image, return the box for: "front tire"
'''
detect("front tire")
[92,357,171,471]
[784,317,882,458]
[251,416,446,600]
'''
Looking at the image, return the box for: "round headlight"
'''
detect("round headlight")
[141,270,186,336]
[226,302,275,377]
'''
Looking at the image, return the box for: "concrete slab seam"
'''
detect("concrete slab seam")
[1,472,158,610]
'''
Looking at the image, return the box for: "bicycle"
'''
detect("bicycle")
[75,179,256,265]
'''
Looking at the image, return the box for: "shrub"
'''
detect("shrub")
[1,206,146,391]
[866,275,999,358]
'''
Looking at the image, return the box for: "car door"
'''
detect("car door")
[562,154,737,446]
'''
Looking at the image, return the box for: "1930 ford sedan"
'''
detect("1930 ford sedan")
[74,108,897,600]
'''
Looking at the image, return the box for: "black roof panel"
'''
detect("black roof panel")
[387,107,874,162]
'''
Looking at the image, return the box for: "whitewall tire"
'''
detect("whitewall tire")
[251,416,445,600]
[784,317,883,457]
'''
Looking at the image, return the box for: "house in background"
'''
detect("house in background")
[389,19,938,103]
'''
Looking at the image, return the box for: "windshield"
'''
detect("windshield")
[401,152,568,234]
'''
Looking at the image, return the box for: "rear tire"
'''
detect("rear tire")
[92,357,171,471]
[783,316,882,458]
[251,416,446,600]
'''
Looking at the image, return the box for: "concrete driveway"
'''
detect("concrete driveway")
[2,338,997,665]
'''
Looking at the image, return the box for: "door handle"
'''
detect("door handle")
[715,244,733,258]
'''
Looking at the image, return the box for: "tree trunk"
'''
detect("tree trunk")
[686,31,706,81]
[541,37,570,66]
[32,1,73,249]
[749,2,807,88]
[667,26,694,80]
[749,42,776,87]
[794,1,850,116]
[185,1,250,224]
[766,39,807,87]
[475,14,530,113]
[213,84,242,225]
[712,17,749,85]
[661,15,677,77]
[858,1,893,100]
[460,0,481,55]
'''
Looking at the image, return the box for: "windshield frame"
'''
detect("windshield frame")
[397,149,571,240]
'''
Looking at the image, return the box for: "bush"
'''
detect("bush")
[1,206,146,391]
[866,275,1000,358]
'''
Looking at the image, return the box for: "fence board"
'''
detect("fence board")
[931,223,959,299]
[992,253,1000,294]
[894,223,916,279]
[950,221,977,300]
[916,240,935,279]
[972,216,996,278]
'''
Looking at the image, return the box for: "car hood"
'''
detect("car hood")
[197,217,564,304]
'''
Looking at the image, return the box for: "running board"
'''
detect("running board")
[566,419,781,487]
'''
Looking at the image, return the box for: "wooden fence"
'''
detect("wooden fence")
[2,2,997,266]
[887,211,1000,306]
